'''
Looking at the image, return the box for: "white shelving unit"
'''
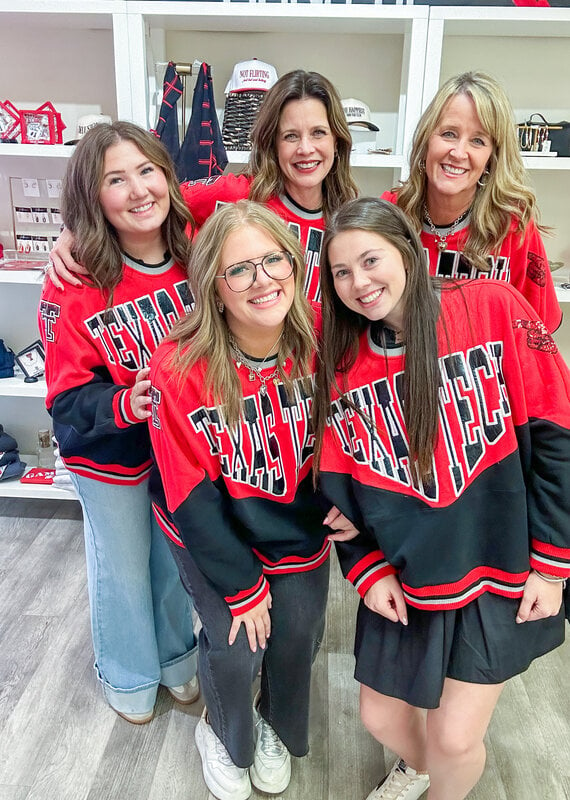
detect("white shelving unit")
[1,2,569,500]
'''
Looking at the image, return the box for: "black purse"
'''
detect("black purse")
[517,113,570,157]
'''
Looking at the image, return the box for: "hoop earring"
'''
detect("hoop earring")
[477,169,490,187]
[216,299,224,314]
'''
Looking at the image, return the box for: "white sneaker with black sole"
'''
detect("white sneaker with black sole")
[250,706,291,794]
[194,708,251,800]
[365,758,430,800]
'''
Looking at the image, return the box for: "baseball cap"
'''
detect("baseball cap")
[341,98,379,132]
[224,59,278,94]
[222,60,278,152]
[65,114,112,145]
[0,424,17,452]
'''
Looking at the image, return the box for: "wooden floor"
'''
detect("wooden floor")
[1,497,569,800]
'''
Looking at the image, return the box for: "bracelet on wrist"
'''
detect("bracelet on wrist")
[534,570,567,587]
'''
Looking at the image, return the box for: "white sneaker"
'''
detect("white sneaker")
[194,708,251,800]
[365,759,430,800]
[250,706,291,794]
[166,676,200,705]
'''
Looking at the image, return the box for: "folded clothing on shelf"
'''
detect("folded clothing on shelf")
[0,423,27,481]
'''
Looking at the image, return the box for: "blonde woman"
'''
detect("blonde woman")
[148,200,356,800]
[383,71,561,331]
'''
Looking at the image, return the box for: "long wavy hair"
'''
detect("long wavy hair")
[247,70,358,218]
[313,198,442,484]
[167,200,316,428]
[61,121,194,295]
[395,71,543,271]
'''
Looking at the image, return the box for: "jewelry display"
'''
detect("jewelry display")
[228,332,283,395]
[423,205,471,252]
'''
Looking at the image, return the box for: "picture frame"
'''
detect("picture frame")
[15,339,46,379]
[19,110,58,145]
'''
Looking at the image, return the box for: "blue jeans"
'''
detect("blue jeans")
[70,473,198,715]
[170,540,330,767]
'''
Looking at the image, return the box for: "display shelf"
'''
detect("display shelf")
[0,455,77,501]
[0,377,47,399]
[0,268,45,284]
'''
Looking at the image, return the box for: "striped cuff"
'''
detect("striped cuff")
[346,551,397,598]
[530,538,570,578]
[225,574,270,617]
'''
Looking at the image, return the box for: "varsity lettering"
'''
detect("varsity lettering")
[84,281,191,371]
[330,343,510,500]
[185,378,314,496]
[432,248,510,282]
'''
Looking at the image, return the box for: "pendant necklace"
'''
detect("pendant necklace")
[228,332,283,396]
[423,204,470,252]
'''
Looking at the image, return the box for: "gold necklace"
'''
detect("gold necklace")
[423,204,470,252]
[228,332,283,395]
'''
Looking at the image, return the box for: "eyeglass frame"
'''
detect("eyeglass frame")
[215,250,295,293]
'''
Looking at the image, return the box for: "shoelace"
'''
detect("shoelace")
[258,720,285,759]
[377,764,419,799]
[212,733,238,768]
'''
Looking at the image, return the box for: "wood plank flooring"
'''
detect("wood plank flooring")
[0,497,569,800]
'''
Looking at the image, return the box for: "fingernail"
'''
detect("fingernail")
[515,616,523,624]
[402,617,408,626]
[323,516,330,525]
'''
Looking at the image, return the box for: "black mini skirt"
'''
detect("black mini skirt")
[354,591,565,709]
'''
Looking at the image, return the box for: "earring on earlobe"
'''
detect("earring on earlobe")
[216,299,224,314]
[477,169,490,187]
[418,159,425,174]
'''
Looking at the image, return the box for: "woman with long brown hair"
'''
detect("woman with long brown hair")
[314,197,570,800]
[39,121,199,724]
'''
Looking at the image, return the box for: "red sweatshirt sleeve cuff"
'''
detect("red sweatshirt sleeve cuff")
[346,551,397,598]
[225,574,270,617]
[113,387,140,428]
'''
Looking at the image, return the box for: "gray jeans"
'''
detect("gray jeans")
[168,540,330,767]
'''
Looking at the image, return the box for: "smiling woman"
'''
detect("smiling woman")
[382,71,561,333]
[38,121,199,725]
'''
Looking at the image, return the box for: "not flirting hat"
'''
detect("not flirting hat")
[222,59,278,152]
[65,114,112,145]
[341,98,379,132]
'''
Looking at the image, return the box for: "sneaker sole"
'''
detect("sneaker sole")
[194,721,252,800]
[250,760,291,795]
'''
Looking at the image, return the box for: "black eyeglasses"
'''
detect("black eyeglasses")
[215,251,294,293]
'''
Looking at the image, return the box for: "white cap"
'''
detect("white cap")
[225,60,278,94]
[66,114,112,144]
[341,98,379,132]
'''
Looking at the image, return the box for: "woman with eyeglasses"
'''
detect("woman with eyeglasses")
[148,199,357,800]
[46,70,358,305]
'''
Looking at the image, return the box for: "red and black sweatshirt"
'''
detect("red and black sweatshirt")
[148,337,331,616]
[319,280,570,611]
[38,255,193,484]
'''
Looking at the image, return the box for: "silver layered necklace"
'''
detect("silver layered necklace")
[228,332,283,395]
[423,204,471,252]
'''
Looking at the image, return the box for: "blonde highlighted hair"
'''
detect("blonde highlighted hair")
[396,71,545,271]
[167,200,316,428]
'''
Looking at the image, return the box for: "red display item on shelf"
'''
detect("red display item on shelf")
[36,101,66,143]
[19,105,65,145]
[0,100,20,140]
[20,467,55,485]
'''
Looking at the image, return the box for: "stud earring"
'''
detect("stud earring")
[216,299,224,314]
[418,159,425,174]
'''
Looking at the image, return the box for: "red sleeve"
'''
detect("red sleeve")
[148,342,267,613]
[179,173,251,227]
[505,219,562,333]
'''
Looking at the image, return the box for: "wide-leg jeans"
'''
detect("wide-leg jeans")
[71,473,198,715]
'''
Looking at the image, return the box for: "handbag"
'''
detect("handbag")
[517,113,570,157]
